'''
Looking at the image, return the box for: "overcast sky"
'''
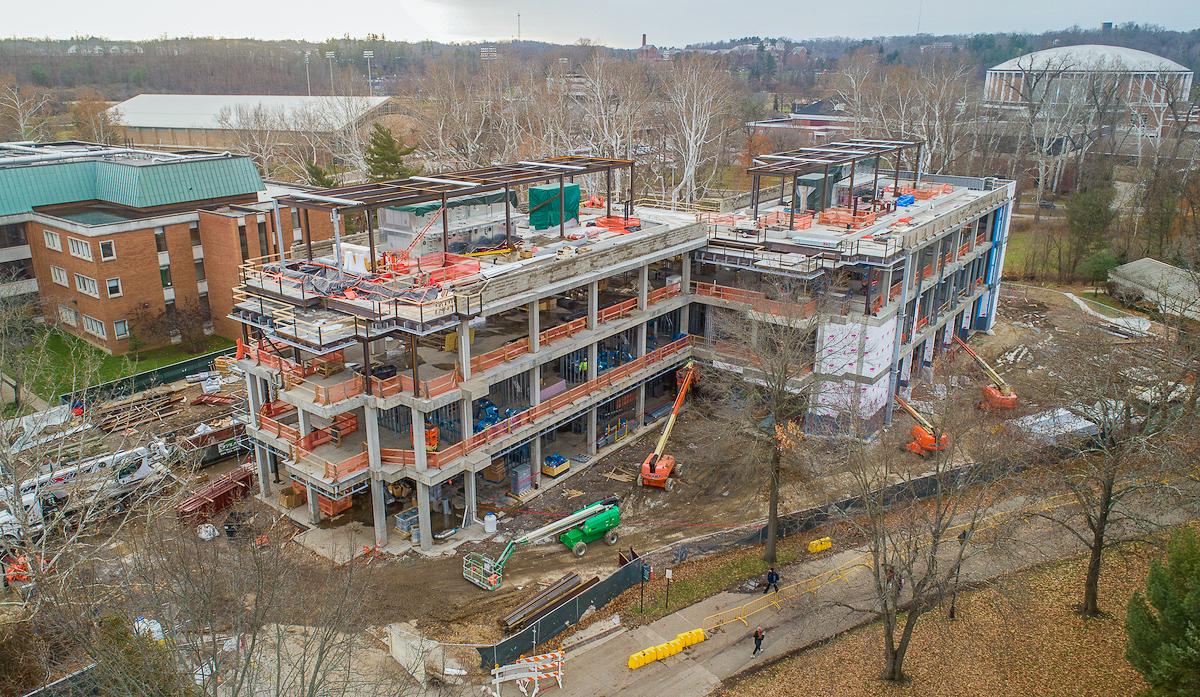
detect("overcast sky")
[13,0,1200,49]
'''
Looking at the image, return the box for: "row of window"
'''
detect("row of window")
[43,230,117,261]
[43,223,204,262]
[58,305,129,340]
[49,266,121,297]
[50,260,205,295]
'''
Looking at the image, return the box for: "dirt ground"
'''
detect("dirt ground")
[253,284,1137,645]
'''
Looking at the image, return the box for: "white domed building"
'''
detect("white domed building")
[984,45,1192,110]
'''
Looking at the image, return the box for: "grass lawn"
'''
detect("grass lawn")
[1079,291,1131,318]
[714,526,1198,697]
[25,330,233,399]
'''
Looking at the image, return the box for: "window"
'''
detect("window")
[82,314,106,339]
[290,209,300,230]
[99,240,116,260]
[43,230,62,252]
[238,222,249,261]
[113,319,129,339]
[160,265,172,288]
[68,237,92,260]
[0,223,27,248]
[189,223,202,247]
[198,294,212,322]
[154,227,168,253]
[58,305,78,326]
[105,277,122,297]
[50,265,68,286]
[257,220,269,256]
[194,259,206,281]
[74,273,99,297]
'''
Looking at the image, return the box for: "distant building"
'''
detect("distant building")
[0,142,334,354]
[984,45,1193,136]
[1109,257,1200,321]
[108,94,392,151]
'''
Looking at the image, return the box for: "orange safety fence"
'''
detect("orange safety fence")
[260,400,295,418]
[646,282,681,305]
[471,338,531,374]
[368,337,694,471]
[598,298,638,324]
[692,282,817,319]
[758,210,814,230]
[257,414,301,444]
[539,317,588,347]
[817,207,877,229]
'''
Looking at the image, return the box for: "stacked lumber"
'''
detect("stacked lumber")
[192,393,237,406]
[93,387,185,433]
[500,572,599,632]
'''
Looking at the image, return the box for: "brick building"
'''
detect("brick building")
[0,141,333,354]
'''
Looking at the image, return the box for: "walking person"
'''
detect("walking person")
[751,626,765,657]
[762,566,780,594]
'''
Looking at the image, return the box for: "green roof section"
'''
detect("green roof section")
[0,156,264,218]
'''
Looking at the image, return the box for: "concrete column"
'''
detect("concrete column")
[637,265,649,310]
[588,342,598,381]
[253,444,271,498]
[370,475,388,548]
[635,383,646,427]
[530,364,542,405]
[531,434,543,489]
[587,281,599,329]
[460,398,473,445]
[464,471,478,526]
[411,406,428,471]
[297,408,310,436]
[306,483,321,525]
[637,323,648,357]
[528,300,541,353]
[416,481,433,552]
[587,408,598,455]
[457,320,472,380]
[246,372,261,422]
[680,252,691,289]
[365,405,382,470]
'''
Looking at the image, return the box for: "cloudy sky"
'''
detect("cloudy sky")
[14,0,1200,48]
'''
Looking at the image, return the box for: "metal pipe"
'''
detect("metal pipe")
[331,210,344,269]
[271,200,287,261]
[367,208,377,273]
[558,175,565,239]
[441,193,449,254]
[504,183,513,249]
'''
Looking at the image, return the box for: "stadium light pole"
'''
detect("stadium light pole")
[363,50,374,97]
[303,51,312,96]
[325,51,336,95]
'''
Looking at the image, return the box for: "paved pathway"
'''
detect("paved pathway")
[555,486,1199,697]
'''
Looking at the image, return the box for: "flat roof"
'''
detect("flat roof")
[109,94,390,131]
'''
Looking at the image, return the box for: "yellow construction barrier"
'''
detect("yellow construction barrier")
[807,537,833,554]
[628,629,706,670]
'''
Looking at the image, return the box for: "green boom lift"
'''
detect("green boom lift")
[463,496,621,591]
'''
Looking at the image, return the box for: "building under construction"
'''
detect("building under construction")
[234,140,1014,554]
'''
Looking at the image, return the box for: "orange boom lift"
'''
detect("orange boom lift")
[894,395,949,456]
[639,362,697,491]
[952,335,1018,410]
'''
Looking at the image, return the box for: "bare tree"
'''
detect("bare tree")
[0,75,51,141]
[660,55,736,205]
[828,363,1022,682]
[1018,328,1194,616]
[70,89,123,145]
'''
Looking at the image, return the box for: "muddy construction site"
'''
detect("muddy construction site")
[220,284,1149,646]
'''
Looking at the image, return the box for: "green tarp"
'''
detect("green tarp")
[528,183,580,230]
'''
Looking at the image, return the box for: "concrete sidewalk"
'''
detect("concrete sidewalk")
[555,488,1199,697]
